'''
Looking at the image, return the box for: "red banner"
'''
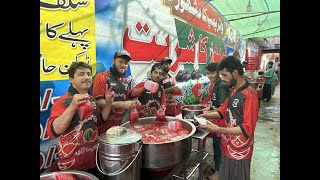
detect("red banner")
[246,56,259,70]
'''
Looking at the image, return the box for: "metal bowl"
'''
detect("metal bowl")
[181,105,206,119]
[40,170,99,180]
[121,116,196,169]
[249,82,259,89]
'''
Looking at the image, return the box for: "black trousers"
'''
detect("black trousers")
[213,135,221,171]
[262,84,272,101]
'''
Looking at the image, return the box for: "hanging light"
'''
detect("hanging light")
[246,0,252,12]
[257,16,261,25]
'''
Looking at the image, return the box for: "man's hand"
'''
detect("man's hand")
[123,100,141,110]
[105,84,115,105]
[166,86,180,94]
[199,123,220,133]
[202,106,211,112]
[198,111,216,118]
[71,93,90,109]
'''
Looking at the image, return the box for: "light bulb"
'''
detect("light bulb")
[247,1,252,12]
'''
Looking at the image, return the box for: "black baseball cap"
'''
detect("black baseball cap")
[242,61,248,65]
[268,61,274,65]
[160,57,173,64]
[113,49,131,61]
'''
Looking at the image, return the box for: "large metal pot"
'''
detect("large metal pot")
[96,127,143,180]
[40,170,99,180]
[121,116,196,169]
[181,105,206,119]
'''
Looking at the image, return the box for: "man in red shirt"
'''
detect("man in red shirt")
[46,62,115,178]
[130,63,167,117]
[92,49,141,133]
[199,56,259,180]
[201,62,230,179]
[160,57,180,115]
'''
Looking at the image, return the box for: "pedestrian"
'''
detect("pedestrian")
[261,61,274,102]
[203,62,230,180]
[130,63,167,117]
[92,49,141,133]
[46,62,115,178]
[198,56,259,180]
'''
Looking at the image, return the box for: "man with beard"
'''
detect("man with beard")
[92,49,141,134]
[46,62,115,178]
[198,56,259,180]
[130,63,167,117]
[202,62,230,180]
[160,57,180,115]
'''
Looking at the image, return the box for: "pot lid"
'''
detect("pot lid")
[99,126,142,145]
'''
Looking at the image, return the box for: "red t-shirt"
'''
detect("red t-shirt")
[46,86,102,171]
[131,81,166,117]
[218,82,259,160]
[92,70,131,133]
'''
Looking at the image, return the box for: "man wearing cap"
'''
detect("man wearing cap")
[130,63,167,118]
[92,49,141,134]
[160,57,180,116]
[261,61,274,102]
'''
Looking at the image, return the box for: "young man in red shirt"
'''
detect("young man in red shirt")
[46,62,115,178]
[199,56,259,180]
[130,63,167,117]
[202,62,230,180]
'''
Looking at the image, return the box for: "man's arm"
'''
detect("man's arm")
[198,111,222,119]
[264,69,274,79]
[200,123,243,135]
[164,86,180,94]
[52,94,89,135]
[100,85,115,121]
[130,82,145,98]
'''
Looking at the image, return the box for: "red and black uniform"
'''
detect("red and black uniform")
[162,73,177,116]
[46,86,102,171]
[162,73,175,89]
[217,81,259,161]
[92,68,131,133]
[200,79,229,171]
[131,80,166,118]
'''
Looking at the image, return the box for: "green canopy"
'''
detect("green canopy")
[208,0,280,39]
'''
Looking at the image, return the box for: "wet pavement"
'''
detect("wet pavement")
[198,84,281,180]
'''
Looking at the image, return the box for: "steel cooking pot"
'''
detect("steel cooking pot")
[181,105,206,119]
[249,81,259,89]
[121,116,196,169]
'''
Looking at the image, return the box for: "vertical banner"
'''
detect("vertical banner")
[246,56,259,70]
[40,0,96,173]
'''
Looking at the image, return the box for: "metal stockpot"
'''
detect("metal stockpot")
[96,127,143,180]
[121,116,196,169]
[181,105,206,119]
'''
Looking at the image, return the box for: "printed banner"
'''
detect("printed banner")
[40,0,96,81]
